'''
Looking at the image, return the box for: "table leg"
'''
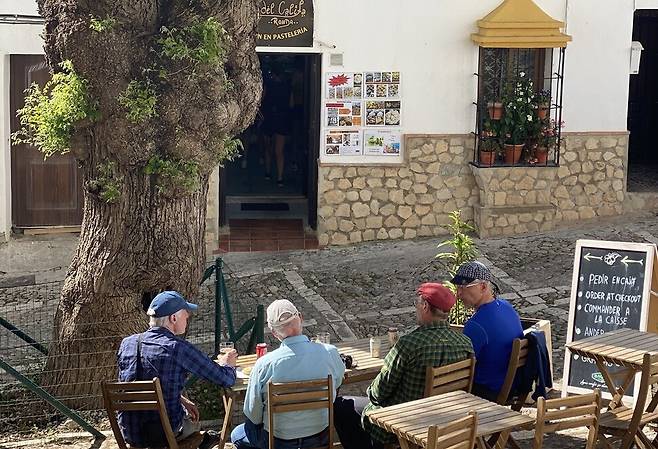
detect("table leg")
[220,389,235,448]
[594,358,635,409]
[397,436,420,449]
[477,436,492,449]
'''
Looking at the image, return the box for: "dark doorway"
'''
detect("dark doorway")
[220,53,321,227]
[10,55,83,227]
[628,10,658,192]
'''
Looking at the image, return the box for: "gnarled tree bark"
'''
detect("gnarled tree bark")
[36,0,261,408]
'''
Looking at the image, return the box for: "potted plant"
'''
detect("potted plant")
[500,72,535,165]
[487,99,504,120]
[479,119,501,166]
[535,119,563,164]
[535,90,551,120]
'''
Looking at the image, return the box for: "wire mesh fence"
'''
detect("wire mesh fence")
[0,258,264,442]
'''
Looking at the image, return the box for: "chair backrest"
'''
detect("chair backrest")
[267,375,333,449]
[424,354,476,397]
[101,377,179,449]
[427,411,477,449]
[496,337,530,405]
[533,389,601,449]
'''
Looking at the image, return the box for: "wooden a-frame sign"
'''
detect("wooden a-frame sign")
[562,239,658,401]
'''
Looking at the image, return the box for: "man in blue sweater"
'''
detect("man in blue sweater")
[452,261,523,402]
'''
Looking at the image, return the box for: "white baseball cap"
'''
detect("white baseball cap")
[266,299,300,327]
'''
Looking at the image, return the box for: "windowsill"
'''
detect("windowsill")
[470,161,559,169]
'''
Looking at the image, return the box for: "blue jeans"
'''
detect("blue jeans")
[231,418,329,449]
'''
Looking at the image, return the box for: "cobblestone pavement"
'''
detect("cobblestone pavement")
[2,212,658,447]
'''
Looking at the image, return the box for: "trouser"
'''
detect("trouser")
[333,396,384,449]
[231,418,329,449]
[471,383,500,402]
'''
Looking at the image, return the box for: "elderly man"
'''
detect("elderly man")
[452,261,524,401]
[231,299,345,449]
[117,291,238,449]
[334,283,474,449]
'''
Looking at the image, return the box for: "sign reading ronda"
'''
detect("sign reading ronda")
[257,0,314,47]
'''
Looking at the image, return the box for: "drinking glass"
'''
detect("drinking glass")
[219,341,234,354]
[316,332,331,344]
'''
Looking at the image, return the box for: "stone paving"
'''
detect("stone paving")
[2,211,658,447]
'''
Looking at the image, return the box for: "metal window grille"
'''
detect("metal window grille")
[473,47,565,167]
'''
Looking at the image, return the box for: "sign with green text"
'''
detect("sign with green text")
[257,0,314,47]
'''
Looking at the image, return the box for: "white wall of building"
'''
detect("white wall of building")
[0,18,43,239]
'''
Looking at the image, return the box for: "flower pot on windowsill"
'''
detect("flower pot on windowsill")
[536,147,549,164]
[503,143,523,165]
[487,101,504,120]
[479,150,496,166]
[537,104,549,120]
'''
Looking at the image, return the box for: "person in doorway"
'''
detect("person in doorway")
[451,261,524,401]
[261,63,293,187]
[117,291,238,449]
[333,283,473,449]
[231,299,345,449]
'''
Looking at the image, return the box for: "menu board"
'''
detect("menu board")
[364,71,401,98]
[563,240,655,399]
[257,0,314,47]
[364,129,402,156]
[324,130,362,156]
[325,102,362,127]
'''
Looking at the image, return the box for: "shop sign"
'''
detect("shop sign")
[257,0,314,47]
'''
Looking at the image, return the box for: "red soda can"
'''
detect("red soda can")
[256,343,268,358]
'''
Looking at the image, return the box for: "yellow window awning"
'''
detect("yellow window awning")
[471,0,572,48]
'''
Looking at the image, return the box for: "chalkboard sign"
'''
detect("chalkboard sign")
[563,240,656,400]
[257,0,314,47]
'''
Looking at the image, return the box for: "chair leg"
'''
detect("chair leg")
[219,392,235,449]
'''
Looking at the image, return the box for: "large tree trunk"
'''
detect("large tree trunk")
[37,0,262,407]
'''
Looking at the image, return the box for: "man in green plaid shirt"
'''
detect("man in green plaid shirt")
[334,283,474,449]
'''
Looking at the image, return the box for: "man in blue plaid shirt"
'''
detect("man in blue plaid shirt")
[117,291,237,448]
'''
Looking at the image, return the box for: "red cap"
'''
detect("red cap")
[416,283,456,312]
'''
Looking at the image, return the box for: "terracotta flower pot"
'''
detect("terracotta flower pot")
[487,102,503,120]
[537,104,549,120]
[479,150,496,166]
[536,148,549,164]
[503,144,523,165]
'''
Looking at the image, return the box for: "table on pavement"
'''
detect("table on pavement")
[366,390,534,449]
[218,337,391,446]
[566,328,658,409]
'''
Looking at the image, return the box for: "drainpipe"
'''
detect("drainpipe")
[0,14,44,25]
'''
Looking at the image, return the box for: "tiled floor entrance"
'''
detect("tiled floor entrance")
[216,219,319,253]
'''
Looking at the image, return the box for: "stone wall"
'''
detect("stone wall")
[318,132,631,245]
[317,135,478,246]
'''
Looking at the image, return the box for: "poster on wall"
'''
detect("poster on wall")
[364,71,401,99]
[325,101,362,127]
[365,100,401,126]
[324,130,362,156]
[326,72,363,100]
[363,129,402,156]
[257,0,314,47]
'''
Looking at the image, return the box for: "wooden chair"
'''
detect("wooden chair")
[101,378,204,449]
[424,354,476,397]
[533,389,601,449]
[427,411,478,449]
[496,338,530,410]
[267,375,333,449]
[598,352,658,449]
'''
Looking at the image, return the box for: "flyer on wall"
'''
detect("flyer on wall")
[325,101,362,127]
[326,72,363,100]
[363,129,402,156]
[364,71,401,99]
[365,100,401,126]
[324,130,362,156]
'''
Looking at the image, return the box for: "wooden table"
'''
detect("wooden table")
[218,337,390,447]
[367,390,534,449]
[566,328,658,409]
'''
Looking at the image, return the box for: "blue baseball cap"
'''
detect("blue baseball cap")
[147,291,198,318]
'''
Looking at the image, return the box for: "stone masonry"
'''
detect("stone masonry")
[317,132,632,244]
[317,135,479,246]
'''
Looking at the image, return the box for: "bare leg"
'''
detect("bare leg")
[274,133,286,184]
[263,134,272,179]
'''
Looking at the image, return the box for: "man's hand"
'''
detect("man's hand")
[216,348,238,367]
[181,395,199,422]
